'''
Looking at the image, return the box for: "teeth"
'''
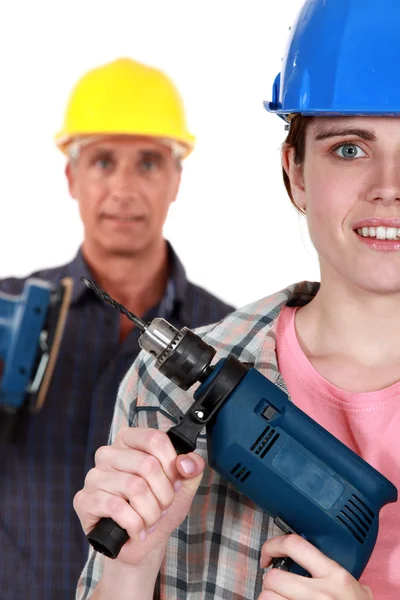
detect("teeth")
[386,227,397,240]
[376,226,386,240]
[357,226,400,240]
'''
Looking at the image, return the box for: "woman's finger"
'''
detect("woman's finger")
[262,567,320,600]
[114,427,179,481]
[260,534,341,579]
[91,447,177,510]
[73,488,145,539]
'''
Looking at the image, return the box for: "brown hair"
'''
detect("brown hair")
[282,115,313,213]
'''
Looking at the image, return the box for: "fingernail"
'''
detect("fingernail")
[180,459,195,474]
[147,525,156,534]
[161,509,168,518]
[139,529,147,542]
[174,480,182,492]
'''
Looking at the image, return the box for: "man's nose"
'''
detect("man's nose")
[109,165,139,201]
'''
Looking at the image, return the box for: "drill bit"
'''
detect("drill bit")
[80,277,148,331]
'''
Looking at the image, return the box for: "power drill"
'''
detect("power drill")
[82,278,398,579]
[0,277,73,442]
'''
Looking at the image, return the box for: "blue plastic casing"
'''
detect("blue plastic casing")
[0,279,52,409]
[195,360,398,578]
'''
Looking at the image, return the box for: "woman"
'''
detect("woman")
[74,1,400,598]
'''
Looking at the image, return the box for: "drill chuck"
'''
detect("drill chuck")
[139,320,216,391]
[138,318,178,358]
[80,279,217,392]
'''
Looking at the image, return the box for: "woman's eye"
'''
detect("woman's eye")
[334,144,367,159]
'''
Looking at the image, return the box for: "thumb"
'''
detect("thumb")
[176,452,205,492]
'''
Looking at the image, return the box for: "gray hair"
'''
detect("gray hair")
[67,136,184,169]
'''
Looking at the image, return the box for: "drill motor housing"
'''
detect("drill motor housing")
[195,357,397,578]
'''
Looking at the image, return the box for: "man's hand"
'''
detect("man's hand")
[259,534,373,600]
[73,426,205,566]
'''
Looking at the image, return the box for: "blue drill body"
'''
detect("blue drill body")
[196,359,398,578]
[0,279,53,411]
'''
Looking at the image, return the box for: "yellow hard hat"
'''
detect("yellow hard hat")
[55,58,195,158]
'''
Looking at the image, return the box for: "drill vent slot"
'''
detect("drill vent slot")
[336,495,374,545]
[251,426,280,458]
[231,463,252,483]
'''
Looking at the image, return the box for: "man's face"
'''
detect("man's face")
[66,136,181,257]
[287,116,400,294]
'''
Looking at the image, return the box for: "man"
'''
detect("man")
[0,57,234,600]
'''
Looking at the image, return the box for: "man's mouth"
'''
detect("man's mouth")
[103,214,146,222]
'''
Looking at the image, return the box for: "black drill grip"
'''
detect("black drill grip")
[87,517,129,559]
[86,430,190,558]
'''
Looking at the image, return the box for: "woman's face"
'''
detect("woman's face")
[285,116,400,294]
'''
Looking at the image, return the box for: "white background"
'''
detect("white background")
[0,0,319,307]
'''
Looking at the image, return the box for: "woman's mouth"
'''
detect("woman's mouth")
[354,226,400,251]
[356,226,400,240]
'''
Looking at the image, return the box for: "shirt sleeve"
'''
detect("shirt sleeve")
[75,354,142,599]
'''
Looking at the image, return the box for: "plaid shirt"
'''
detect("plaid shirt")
[77,281,320,600]
[0,243,234,600]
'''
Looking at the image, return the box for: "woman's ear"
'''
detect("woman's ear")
[282,145,306,212]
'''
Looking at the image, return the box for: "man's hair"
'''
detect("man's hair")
[282,115,313,213]
[67,136,183,171]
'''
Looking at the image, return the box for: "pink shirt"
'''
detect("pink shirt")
[276,305,400,599]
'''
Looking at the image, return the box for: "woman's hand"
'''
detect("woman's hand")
[259,534,373,600]
[73,426,205,566]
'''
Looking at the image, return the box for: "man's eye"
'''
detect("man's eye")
[334,144,367,159]
[140,160,158,172]
[95,158,113,169]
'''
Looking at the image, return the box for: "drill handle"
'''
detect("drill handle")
[86,431,190,558]
[86,517,129,559]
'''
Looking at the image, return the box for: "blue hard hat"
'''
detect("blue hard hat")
[265,0,400,121]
